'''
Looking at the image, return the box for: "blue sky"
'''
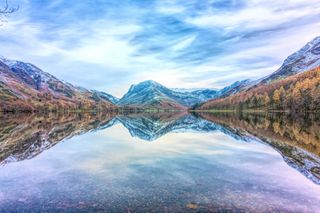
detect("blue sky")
[0,0,320,97]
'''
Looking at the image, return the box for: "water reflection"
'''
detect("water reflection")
[198,112,320,184]
[0,112,117,165]
[1,112,320,185]
[1,112,320,211]
[116,112,218,141]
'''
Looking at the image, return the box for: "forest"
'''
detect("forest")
[199,67,320,112]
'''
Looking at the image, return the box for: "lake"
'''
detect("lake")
[0,112,320,212]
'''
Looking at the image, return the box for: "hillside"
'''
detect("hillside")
[261,36,320,84]
[0,58,117,112]
[198,36,320,112]
[198,67,320,112]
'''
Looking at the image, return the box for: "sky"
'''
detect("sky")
[0,0,320,97]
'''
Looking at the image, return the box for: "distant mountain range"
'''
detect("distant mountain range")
[116,79,255,109]
[116,80,219,109]
[0,36,319,111]
[0,59,248,111]
[115,36,320,109]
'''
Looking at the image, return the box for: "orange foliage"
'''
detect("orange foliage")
[200,67,320,112]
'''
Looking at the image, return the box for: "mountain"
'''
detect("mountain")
[198,67,320,111]
[170,88,220,105]
[76,87,119,104]
[261,36,320,83]
[198,36,320,111]
[91,90,119,104]
[0,57,117,112]
[117,80,186,109]
[117,80,219,109]
[216,79,252,98]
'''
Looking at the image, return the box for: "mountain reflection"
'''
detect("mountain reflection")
[198,112,320,185]
[1,112,320,184]
[0,112,117,166]
[116,112,218,141]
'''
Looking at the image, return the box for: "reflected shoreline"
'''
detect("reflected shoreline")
[1,111,320,184]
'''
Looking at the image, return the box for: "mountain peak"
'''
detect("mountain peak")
[133,80,162,88]
[141,80,159,84]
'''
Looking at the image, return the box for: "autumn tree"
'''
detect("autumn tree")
[262,92,270,110]
[278,86,286,109]
[272,89,280,109]
[291,86,303,111]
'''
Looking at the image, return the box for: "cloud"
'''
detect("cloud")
[0,0,319,96]
[186,0,320,31]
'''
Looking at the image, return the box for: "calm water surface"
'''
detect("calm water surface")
[0,112,320,212]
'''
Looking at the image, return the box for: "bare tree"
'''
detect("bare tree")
[0,0,18,21]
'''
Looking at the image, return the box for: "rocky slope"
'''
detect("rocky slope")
[0,58,117,112]
[215,79,252,98]
[260,36,320,83]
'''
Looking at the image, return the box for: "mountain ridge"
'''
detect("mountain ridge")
[0,58,117,112]
[260,36,320,84]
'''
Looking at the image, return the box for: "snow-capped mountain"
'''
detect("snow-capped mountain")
[117,79,257,109]
[216,79,252,98]
[117,80,187,109]
[0,57,116,111]
[117,80,221,109]
[171,88,219,102]
[261,36,320,83]
[197,36,320,109]
[87,90,119,104]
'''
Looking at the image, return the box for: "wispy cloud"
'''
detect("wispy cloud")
[0,0,319,96]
